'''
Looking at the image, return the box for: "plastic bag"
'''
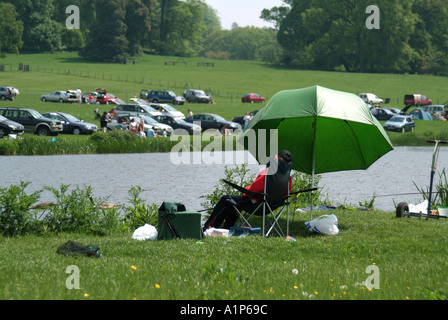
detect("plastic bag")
[305,214,339,235]
[203,227,229,238]
[132,224,158,241]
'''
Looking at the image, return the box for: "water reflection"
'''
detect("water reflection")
[1,147,447,212]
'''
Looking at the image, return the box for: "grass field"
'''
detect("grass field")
[2,52,448,303]
[2,51,448,121]
[1,209,448,301]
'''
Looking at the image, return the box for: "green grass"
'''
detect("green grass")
[1,209,448,300]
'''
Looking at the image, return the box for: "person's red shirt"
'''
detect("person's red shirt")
[243,168,292,201]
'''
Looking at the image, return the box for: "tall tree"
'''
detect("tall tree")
[0,3,24,56]
[80,0,129,61]
[125,0,154,56]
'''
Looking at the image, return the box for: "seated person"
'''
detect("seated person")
[203,150,293,230]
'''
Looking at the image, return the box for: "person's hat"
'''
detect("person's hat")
[278,150,293,163]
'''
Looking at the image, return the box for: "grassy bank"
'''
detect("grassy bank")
[1,209,448,300]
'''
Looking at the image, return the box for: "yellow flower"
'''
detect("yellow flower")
[155,283,161,289]
[84,293,89,298]
[293,285,298,290]
[131,265,137,270]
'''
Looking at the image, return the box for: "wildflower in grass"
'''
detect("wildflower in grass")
[131,265,137,270]
[292,269,298,275]
[293,285,298,290]
[84,293,89,298]
[155,283,161,289]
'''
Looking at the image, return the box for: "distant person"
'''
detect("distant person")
[188,109,193,117]
[147,126,155,138]
[137,120,146,138]
[243,112,252,128]
[100,112,109,132]
[130,119,137,133]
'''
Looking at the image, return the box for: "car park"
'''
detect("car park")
[148,102,185,118]
[114,103,162,118]
[0,115,24,138]
[184,113,242,132]
[0,86,17,101]
[42,112,98,135]
[183,89,212,103]
[0,107,63,136]
[359,93,383,105]
[370,107,395,121]
[232,110,260,127]
[153,114,201,135]
[383,115,415,133]
[242,93,265,103]
[147,90,185,105]
[40,90,78,103]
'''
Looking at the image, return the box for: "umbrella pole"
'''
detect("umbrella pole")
[310,118,317,221]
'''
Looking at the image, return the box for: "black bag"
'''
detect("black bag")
[57,240,101,258]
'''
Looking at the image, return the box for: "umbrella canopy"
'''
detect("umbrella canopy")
[239,85,393,175]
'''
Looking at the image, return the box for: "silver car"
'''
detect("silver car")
[41,90,78,103]
[383,115,415,133]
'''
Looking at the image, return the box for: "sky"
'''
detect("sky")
[204,0,285,30]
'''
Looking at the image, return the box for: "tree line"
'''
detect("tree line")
[1,0,448,75]
[263,0,448,75]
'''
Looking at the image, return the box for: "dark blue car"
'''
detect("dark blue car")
[42,112,98,135]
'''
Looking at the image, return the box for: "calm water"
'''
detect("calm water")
[1,147,447,212]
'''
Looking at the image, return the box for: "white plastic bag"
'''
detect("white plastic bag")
[305,214,339,235]
[203,227,229,238]
[408,200,428,213]
[132,224,158,241]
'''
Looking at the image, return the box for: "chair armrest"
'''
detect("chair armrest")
[288,187,318,197]
[222,179,266,198]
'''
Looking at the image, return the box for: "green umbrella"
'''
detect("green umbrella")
[238,85,393,218]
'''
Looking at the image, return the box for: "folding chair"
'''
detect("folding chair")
[223,165,316,237]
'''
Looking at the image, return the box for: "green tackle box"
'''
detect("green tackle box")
[158,202,202,240]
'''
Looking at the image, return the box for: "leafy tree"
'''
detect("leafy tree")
[80,0,129,61]
[0,3,24,56]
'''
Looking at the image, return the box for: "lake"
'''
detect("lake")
[1,147,447,212]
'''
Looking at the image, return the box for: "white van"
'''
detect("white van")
[359,93,383,105]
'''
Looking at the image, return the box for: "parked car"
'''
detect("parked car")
[383,115,415,133]
[147,90,185,105]
[148,102,185,118]
[384,107,403,115]
[242,93,265,103]
[136,115,174,136]
[0,86,17,101]
[41,112,98,135]
[140,89,151,100]
[184,113,242,132]
[404,94,432,107]
[232,110,260,127]
[359,93,383,105]
[95,88,120,104]
[421,105,445,116]
[0,114,24,138]
[153,114,201,135]
[370,107,395,121]
[40,90,78,103]
[114,103,162,118]
[82,92,98,104]
[0,107,63,136]
[183,89,212,103]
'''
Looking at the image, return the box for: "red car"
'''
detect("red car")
[242,93,265,103]
[95,88,120,105]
